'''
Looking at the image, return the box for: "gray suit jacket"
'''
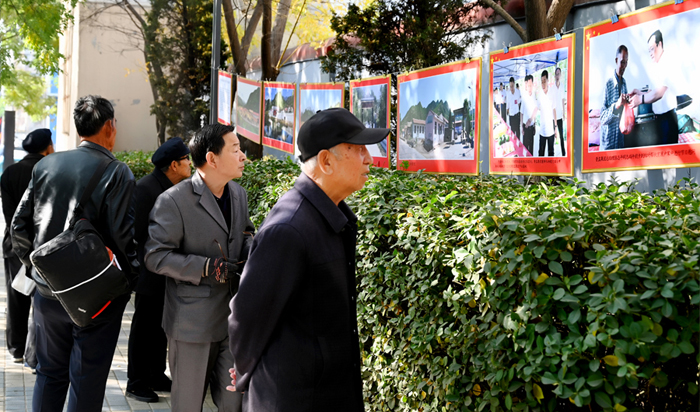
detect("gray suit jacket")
[144,171,254,343]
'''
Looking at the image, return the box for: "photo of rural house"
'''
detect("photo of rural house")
[352,83,389,157]
[264,87,295,144]
[398,67,477,161]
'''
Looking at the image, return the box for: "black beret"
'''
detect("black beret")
[297,108,390,162]
[22,128,53,154]
[152,137,190,169]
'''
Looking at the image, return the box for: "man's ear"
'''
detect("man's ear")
[205,151,217,168]
[169,160,178,172]
[316,150,334,175]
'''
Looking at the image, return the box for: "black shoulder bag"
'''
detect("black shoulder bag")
[30,158,131,327]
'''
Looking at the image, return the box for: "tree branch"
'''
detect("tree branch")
[546,0,576,36]
[478,0,527,42]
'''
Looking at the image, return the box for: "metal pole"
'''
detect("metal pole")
[209,0,222,124]
[3,111,16,171]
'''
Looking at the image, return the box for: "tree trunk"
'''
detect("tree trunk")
[223,0,246,76]
[261,0,274,80]
[524,0,548,42]
[241,0,263,59]
[121,0,168,145]
[270,0,293,71]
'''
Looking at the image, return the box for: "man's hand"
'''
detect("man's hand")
[629,93,643,109]
[226,368,243,393]
[615,94,625,110]
[205,257,240,283]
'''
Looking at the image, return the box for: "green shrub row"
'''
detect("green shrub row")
[120,152,699,411]
[237,157,699,412]
[115,150,154,181]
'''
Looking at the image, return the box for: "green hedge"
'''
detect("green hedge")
[122,153,699,411]
[237,157,698,412]
[115,150,154,181]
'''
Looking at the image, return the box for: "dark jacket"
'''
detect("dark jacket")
[133,168,173,295]
[1,153,44,257]
[11,141,138,299]
[229,173,364,412]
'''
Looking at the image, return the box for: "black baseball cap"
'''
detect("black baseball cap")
[152,137,190,169]
[297,108,390,162]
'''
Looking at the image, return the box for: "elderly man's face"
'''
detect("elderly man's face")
[330,143,372,196]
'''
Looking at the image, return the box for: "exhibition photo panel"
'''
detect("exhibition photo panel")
[583,0,700,172]
[489,34,575,176]
[350,75,392,168]
[218,71,233,126]
[298,83,345,159]
[236,77,263,144]
[397,59,481,175]
[262,81,296,154]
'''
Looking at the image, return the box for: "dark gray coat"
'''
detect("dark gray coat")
[145,171,254,343]
[229,173,364,412]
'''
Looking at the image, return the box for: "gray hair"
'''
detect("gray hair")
[301,145,342,175]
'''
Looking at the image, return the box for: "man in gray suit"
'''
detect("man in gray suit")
[145,124,254,412]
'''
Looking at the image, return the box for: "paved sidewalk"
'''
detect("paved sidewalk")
[0,242,218,411]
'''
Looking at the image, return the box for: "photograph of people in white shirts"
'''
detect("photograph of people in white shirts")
[537,70,558,157]
[553,67,567,155]
[506,77,521,140]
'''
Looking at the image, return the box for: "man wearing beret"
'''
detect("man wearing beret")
[145,124,254,412]
[126,137,191,403]
[1,128,54,371]
[228,108,390,411]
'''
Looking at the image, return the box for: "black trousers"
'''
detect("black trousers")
[33,292,129,412]
[539,134,555,157]
[523,125,536,156]
[657,109,679,145]
[509,115,520,140]
[557,118,565,156]
[4,255,35,365]
[127,291,168,390]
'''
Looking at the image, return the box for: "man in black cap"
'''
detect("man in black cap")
[1,128,54,370]
[228,108,390,412]
[126,137,191,402]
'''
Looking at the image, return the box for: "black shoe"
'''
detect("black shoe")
[151,376,172,392]
[126,387,159,403]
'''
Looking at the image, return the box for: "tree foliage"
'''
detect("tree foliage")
[322,0,490,81]
[143,0,231,140]
[0,0,76,117]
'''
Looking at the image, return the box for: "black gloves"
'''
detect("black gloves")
[203,257,241,283]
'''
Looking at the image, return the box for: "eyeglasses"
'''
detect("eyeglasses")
[178,155,190,161]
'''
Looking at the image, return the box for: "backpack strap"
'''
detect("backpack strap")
[69,158,115,229]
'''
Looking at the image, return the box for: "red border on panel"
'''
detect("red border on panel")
[582,1,700,173]
[262,81,296,154]
[349,76,392,168]
[489,34,575,176]
[396,59,482,175]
